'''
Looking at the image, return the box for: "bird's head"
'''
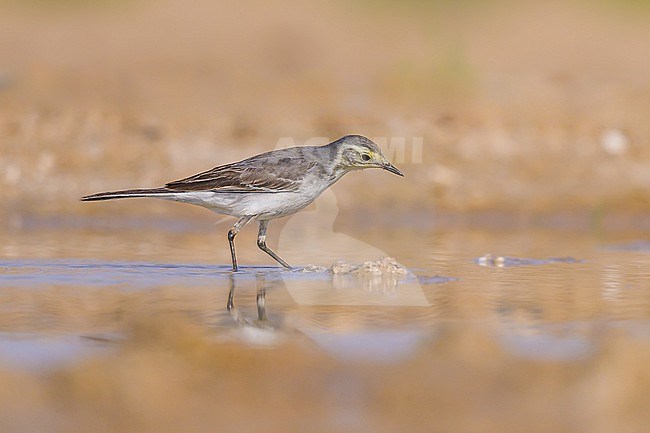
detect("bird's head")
[332,135,404,176]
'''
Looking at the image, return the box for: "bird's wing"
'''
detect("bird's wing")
[164,152,317,193]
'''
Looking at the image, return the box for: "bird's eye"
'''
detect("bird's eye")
[361,153,371,162]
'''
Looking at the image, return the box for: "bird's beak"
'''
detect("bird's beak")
[381,162,404,177]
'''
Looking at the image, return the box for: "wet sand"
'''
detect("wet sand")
[2,218,650,432]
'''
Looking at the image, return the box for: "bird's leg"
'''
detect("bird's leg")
[257,220,292,269]
[228,216,253,271]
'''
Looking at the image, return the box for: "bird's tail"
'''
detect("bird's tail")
[81,188,173,201]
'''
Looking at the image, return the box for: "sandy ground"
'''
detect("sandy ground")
[2,224,650,432]
[1,0,650,218]
[3,317,650,433]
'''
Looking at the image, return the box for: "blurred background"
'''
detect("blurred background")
[2,1,650,432]
[2,0,649,219]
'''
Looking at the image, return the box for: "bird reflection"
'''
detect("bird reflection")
[222,267,438,360]
[226,272,280,334]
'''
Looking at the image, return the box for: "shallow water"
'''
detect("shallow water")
[2,214,650,431]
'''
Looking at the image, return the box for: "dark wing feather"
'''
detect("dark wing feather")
[165,151,317,193]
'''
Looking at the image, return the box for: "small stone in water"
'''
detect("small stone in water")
[477,254,506,268]
[301,264,328,273]
[331,257,409,276]
[331,260,358,274]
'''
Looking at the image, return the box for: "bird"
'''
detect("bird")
[81,134,404,271]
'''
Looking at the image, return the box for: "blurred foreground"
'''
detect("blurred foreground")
[2,222,650,432]
[4,316,650,433]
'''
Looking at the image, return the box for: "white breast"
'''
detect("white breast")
[161,169,340,219]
